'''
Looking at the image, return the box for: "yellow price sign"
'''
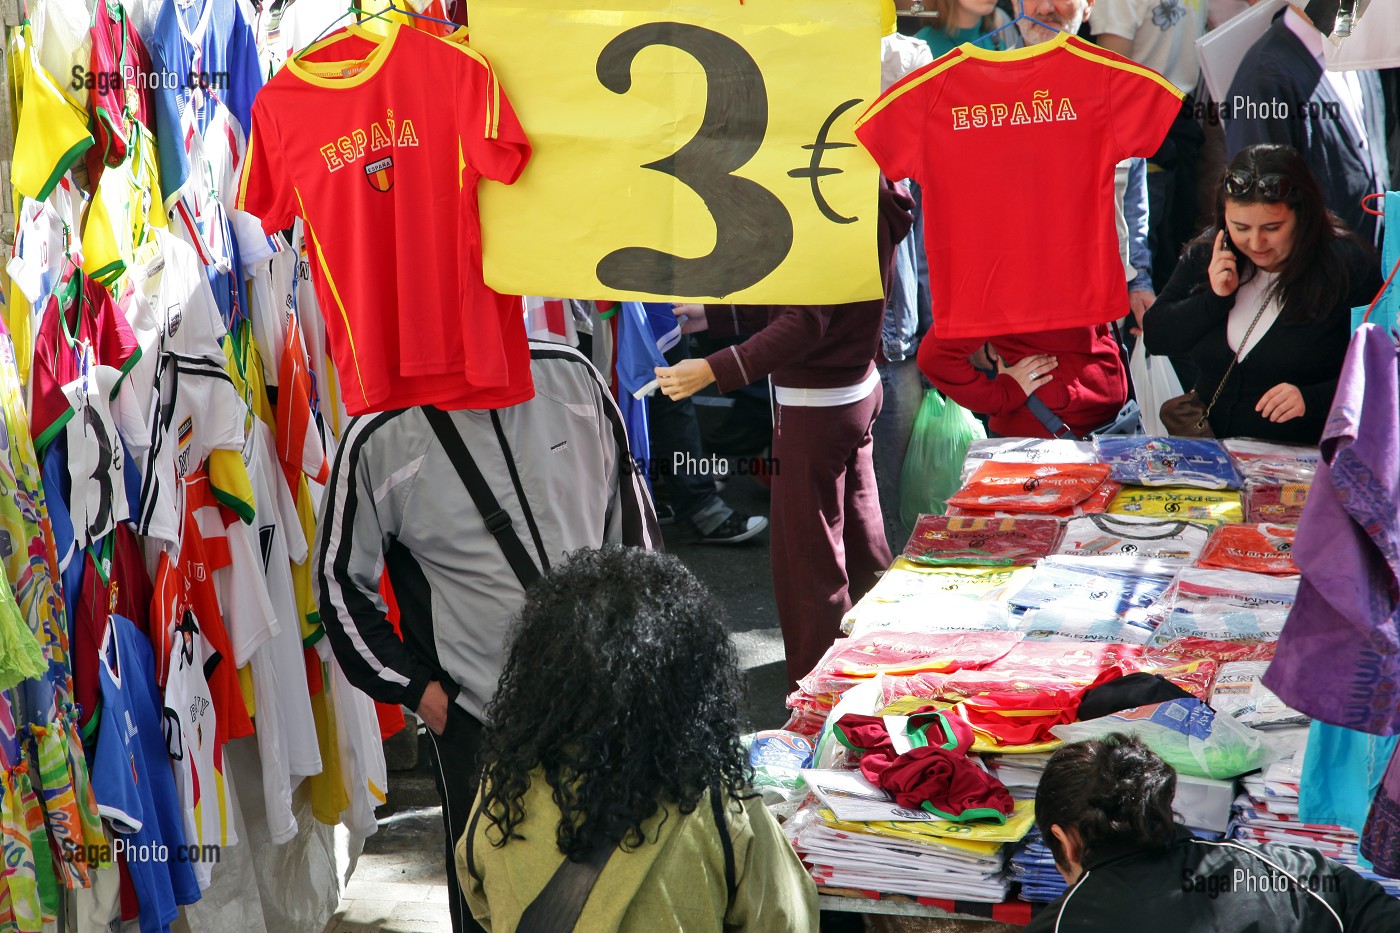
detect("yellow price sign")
[471,0,884,304]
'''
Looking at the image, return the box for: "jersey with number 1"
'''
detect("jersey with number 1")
[236,24,533,415]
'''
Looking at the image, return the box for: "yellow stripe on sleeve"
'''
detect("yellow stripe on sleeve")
[1063,38,1185,100]
[853,53,972,130]
[293,189,370,405]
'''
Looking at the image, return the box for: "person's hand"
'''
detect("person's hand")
[417,680,450,736]
[655,358,715,400]
[1257,383,1305,423]
[999,353,1058,397]
[1128,288,1156,336]
[673,303,708,334]
[1209,229,1239,297]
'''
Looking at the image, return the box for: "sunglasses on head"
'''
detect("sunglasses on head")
[1223,170,1292,200]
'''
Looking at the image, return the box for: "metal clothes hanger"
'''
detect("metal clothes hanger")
[294,0,457,61]
[973,0,1060,49]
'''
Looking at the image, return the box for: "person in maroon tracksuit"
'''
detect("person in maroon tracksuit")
[654,178,915,689]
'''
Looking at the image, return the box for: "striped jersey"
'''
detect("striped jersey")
[316,343,660,720]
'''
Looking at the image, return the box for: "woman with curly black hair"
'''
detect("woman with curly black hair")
[1025,734,1400,932]
[457,545,818,932]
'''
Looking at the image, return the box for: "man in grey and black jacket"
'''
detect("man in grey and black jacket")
[316,340,660,933]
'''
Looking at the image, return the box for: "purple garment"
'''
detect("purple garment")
[1364,745,1400,877]
[1262,324,1400,734]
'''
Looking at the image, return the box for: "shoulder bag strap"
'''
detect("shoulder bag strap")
[1199,279,1278,427]
[422,406,542,590]
[1023,394,1078,440]
[515,841,615,933]
[710,787,737,907]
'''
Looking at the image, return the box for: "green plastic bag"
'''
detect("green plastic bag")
[899,388,986,530]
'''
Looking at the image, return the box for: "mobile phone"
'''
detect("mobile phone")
[1220,229,1235,254]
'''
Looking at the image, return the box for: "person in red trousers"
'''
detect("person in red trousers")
[654,178,915,689]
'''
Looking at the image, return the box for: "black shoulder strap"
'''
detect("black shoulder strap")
[423,407,541,590]
[464,801,485,885]
[1024,394,1078,440]
[710,787,737,908]
[516,841,615,933]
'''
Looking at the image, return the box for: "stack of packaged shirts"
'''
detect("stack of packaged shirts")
[1222,439,1318,524]
[839,558,1030,637]
[946,462,1119,519]
[1147,568,1297,647]
[1232,740,1400,898]
[984,752,1052,802]
[1009,830,1068,903]
[960,438,1098,484]
[785,794,1030,902]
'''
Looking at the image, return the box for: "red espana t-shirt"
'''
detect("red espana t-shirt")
[854,33,1182,339]
[237,24,532,414]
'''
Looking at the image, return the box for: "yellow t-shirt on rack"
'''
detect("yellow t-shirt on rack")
[80,122,166,287]
[9,24,92,206]
[8,25,93,376]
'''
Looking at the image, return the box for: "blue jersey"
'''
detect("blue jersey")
[615,302,682,484]
[93,615,200,932]
[146,0,262,206]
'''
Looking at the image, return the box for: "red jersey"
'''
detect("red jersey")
[86,0,157,182]
[71,526,154,737]
[236,24,533,415]
[854,33,1182,339]
[150,472,254,743]
[32,270,140,452]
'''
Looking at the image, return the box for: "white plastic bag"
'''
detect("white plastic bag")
[1129,340,1184,436]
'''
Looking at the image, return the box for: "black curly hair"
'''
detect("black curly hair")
[1035,733,1179,870]
[476,545,753,862]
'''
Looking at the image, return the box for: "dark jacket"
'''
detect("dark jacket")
[1224,15,1390,246]
[1142,237,1381,443]
[1025,830,1400,933]
[703,177,915,393]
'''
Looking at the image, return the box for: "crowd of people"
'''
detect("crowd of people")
[312,2,1396,931]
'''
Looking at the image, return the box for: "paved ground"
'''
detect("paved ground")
[324,415,791,932]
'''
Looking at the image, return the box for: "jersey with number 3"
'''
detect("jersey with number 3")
[236,24,532,415]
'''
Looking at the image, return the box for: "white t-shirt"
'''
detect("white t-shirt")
[1323,0,1400,71]
[213,419,321,843]
[881,32,934,92]
[1055,513,1211,567]
[1091,0,1208,94]
[115,229,228,459]
[7,179,84,311]
[134,355,246,544]
[331,658,388,840]
[62,353,129,547]
[1227,269,1281,359]
[245,237,295,388]
[163,621,238,890]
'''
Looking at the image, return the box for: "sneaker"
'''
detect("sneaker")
[695,512,768,545]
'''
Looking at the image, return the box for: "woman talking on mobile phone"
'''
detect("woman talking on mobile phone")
[1143,143,1381,443]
